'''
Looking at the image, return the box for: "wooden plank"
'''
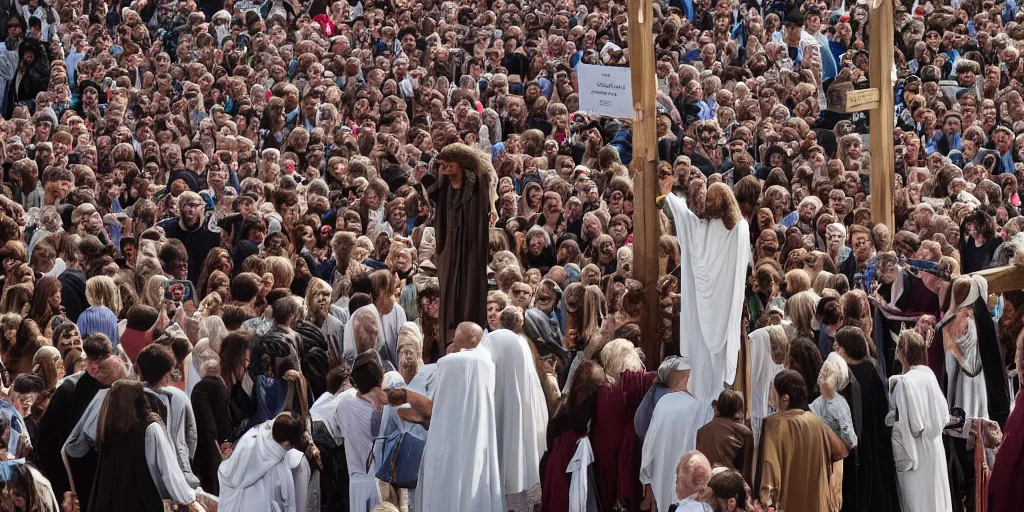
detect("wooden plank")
[868,0,896,237]
[973,265,1024,295]
[627,0,662,363]
[842,88,880,113]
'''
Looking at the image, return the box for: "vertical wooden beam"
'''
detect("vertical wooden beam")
[627,0,661,362]
[869,0,896,235]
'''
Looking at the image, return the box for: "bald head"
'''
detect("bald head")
[675,450,712,501]
[449,322,484,353]
[96,356,127,386]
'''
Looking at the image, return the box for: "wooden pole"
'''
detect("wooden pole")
[868,0,896,236]
[627,0,661,362]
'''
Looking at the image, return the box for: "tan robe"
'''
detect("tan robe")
[695,416,755,485]
[755,410,836,512]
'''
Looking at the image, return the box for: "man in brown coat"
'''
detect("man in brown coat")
[429,144,496,348]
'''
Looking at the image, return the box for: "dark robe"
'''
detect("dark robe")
[190,376,232,495]
[87,419,164,512]
[33,371,107,509]
[312,421,350,512]
[841,359,902,512]
[430,158,491,347]
[591,370,655,511]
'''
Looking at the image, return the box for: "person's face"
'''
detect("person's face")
[510,282,533,308]
[995,131,1012,153]
[181,198,205,230]
[529,234,546,255]
[486,301,502,329]
[420,293,439,319]
[58,327,82,353]
[609,222,628,243]
[312,289,331,316]
[798,202,818,222]
[852,232,873,260]
[944,117,961,135]
[84,210,103,233]
[535,284,557,312]
[11,392,35,418]
[300,227,315,249]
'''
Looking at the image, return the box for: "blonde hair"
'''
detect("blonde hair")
[397,322,423,362]
[764,324,790,365]
[304,278,332,315]
[784,269,812,295]
[142,275,169,309]
[265,256,295,290]
[812,271,833,295]
[600,338,643,383]
[784,291,820,340]
[86,276,122,315]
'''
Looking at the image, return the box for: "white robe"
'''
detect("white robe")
[415,349,504,511]
[218,421,309,512]
[890,366,953,512]
[481,330,548,502]
[639,391,712,511]
[749,327,784,449]
[945,318,988,419]
[342,304,408,368]
[665,194,750,405]
[336,393,383,512]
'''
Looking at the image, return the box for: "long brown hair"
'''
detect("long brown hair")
[96,380,161,447]
[27,276,60,327]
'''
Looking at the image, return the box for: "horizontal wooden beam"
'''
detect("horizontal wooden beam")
[972,264,1024,295]
[842,88,880,113]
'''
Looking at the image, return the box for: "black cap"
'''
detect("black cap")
[784,7,804,25]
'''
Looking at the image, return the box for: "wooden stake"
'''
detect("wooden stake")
[868,0,896,235]
[627,0,662,362]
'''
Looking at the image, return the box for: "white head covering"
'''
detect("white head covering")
[480,330,549,497]
[415,349,503,511]
[748,326,785,448]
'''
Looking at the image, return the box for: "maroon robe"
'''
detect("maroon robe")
[591,370,656,511]
[541,430,584,512]
[989,391,1024,510]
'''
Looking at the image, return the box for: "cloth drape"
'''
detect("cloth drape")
[665,194,750,404]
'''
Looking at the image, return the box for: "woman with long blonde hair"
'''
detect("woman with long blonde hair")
[784,290,821,340]
[578,285,607,353]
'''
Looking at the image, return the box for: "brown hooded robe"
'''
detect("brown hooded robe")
[430,144,495,348]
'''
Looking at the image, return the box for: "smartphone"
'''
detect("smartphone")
[163,280,195,303]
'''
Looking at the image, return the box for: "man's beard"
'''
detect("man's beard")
[182,214,202,231]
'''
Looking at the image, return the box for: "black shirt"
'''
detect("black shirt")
[158,217,221,285]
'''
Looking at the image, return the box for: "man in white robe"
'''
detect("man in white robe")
[890,331,952,512]
[218,413,311,512]
[664,190,749,412]
[415,335,503,511]
[640,357,713,511]
[481,329,548,510]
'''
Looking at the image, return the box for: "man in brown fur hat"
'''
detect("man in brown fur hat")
[429,143,497,348]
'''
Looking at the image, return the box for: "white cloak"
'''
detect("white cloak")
[218,420,308,512]
[336,393,383,512]
[481,330,548,498]
[665,194,750,404]
[749,327,784,448]
[639,391,712,511]
[890,366,952,512]
[415,349,504,511]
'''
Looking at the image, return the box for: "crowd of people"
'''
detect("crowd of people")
[0,0,1023,509]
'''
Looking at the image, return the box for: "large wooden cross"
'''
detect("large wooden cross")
[838,0,896,238]
[627,0,662,363]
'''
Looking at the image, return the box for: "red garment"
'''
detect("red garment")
[119,329,149,364]
[591,370,656,511]
[989,391,1024,510]
[541,430,583,512]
